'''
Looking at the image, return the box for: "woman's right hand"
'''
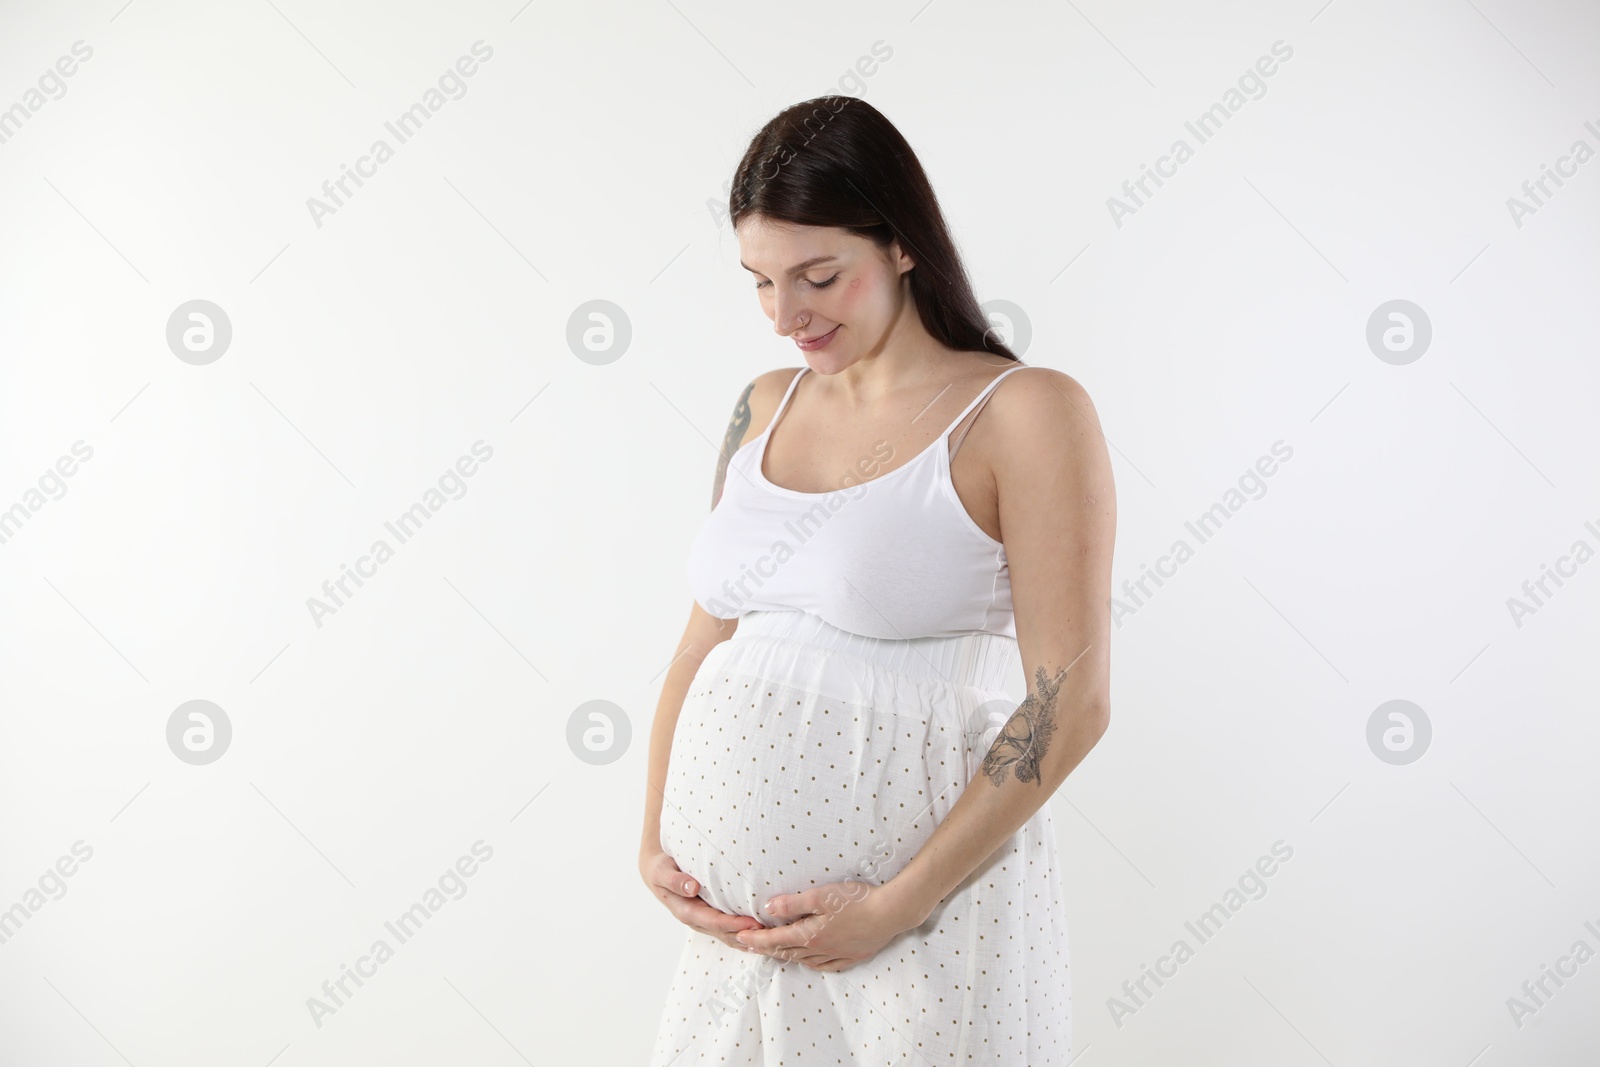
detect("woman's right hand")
[641,848,764,950]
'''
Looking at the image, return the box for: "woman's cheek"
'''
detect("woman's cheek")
[837,276,873,314]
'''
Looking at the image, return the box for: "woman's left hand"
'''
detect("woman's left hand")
[734,881,917,971]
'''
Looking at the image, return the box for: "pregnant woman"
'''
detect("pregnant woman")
[639,95,1116,1064]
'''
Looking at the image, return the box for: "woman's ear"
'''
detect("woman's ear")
[887,238,916,276]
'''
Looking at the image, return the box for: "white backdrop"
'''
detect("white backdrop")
[1,0,1597,1064]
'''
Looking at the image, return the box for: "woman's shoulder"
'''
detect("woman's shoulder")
[968,361,1104,464]
[986,361,1093,408]
[721,366,807,456]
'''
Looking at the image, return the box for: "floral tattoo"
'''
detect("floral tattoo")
[981,665,1067,786]
[712,380,755,510]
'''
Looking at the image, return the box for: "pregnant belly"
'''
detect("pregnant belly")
[659,649,970,926]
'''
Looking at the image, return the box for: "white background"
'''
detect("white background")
[0,0,1596,1064]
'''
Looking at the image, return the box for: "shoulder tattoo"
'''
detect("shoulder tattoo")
[712,380,755,510]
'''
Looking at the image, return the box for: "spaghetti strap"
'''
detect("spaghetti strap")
[948,363,1031,460]
[762,362,1027,467]
[763,366,809,439]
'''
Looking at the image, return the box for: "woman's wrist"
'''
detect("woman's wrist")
[873,872,936,933]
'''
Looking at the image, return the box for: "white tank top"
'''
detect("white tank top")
[686,363,1033,640]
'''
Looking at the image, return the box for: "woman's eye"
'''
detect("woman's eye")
[753,275,840,290]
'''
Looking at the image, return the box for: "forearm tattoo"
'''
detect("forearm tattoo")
[981,665,1067,786]
[712,381,755,510]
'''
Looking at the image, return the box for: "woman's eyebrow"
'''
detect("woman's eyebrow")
[740,255,840,276]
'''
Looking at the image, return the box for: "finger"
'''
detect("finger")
[739,921,832,959]
[737,925,811,953]
[759,912,829,949]
[720,924,780,953]
[695,906,764,934]
[785,889,839,920]
[651,867,699,897]
[651,877,764,933]
[766,885,862,920]
[673,896,764,935]
[763,892,821,922]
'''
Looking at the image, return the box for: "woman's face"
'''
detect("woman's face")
[735,214,912,374]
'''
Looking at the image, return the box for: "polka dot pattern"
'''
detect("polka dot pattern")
[651,609,1071,1063]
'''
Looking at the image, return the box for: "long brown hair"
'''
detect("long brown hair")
[728,95,1018,363]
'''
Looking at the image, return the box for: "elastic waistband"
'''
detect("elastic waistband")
[730,609,1019,691]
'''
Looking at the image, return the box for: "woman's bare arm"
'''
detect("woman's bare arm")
[639,602,737,859]
[875,369,1116,928]
[639,369,792,858]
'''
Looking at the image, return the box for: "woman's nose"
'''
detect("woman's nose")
[772,293,806,336]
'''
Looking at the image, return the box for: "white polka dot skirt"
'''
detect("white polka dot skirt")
[651,609,1072,1064]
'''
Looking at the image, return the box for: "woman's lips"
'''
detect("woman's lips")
[796,325,840,350]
